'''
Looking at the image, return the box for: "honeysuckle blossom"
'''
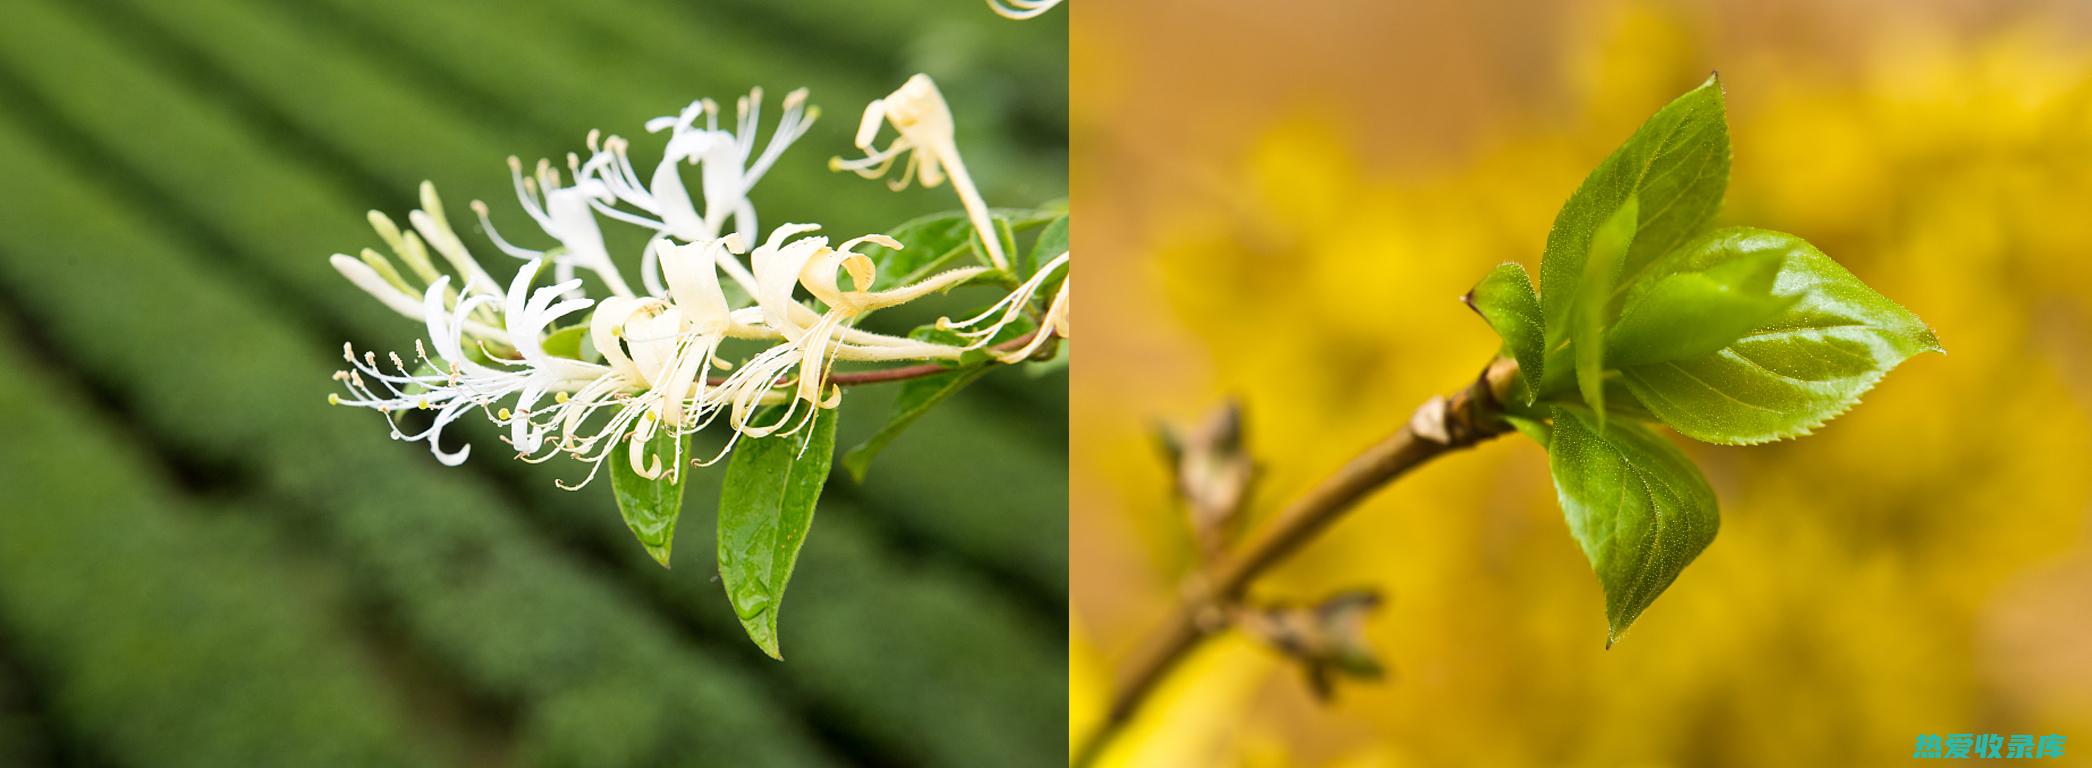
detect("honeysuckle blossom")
[936,250,1070,363]
[719,226,985,440]
[331,182,509,347]
[467,87,816,301]
[330,262,601,469]
[834,73,1074,362]
[1014,265,1070,361]
[326,86,1037,490]
[334,221,983,488]
[833,74,1009,272]
[987,0,1064,20]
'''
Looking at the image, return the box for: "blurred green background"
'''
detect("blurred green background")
[0,0,1064,766]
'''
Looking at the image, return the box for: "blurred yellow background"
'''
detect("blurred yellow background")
[1071,1,2092,765]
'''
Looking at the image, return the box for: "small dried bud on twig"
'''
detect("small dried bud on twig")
[1156,400,1257,562]
[1234,589,1387,702]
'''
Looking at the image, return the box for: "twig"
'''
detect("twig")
[701,331,1045,388]
[1072,358,1521,767]
[833,331,1042,385]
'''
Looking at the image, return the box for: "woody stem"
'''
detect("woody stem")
[1071,358,1520,768]
[700,330,1046,388]
[830,330,1043,385]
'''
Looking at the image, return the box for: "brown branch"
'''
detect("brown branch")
[701,331,1045,388]
[1072,358,1521,767]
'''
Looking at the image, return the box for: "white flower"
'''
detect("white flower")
[1000,261,1070,362]
[335,220,983,488]
[987,0,1064,19]
[832,74,1009,272]
[331,261,599,468]
[471,87,814,301]
[835,74,1073,362]
[329,85,1056,491]
[721,225,984,439]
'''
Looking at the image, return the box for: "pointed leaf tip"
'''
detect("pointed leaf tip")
[755,628,782,661]
[1466,263,1545,397]
[718,407,838,659]
[609,431,691,572]
[1547,409,1719,642]
[1539,77,1730,365]
[1615,229,1943,445]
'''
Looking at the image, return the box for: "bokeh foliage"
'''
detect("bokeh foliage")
[0,0,1065,765]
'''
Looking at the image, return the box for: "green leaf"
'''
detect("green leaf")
[399,361,444,397]
[1464,262,1545,396]
[540,323,588,360]
[1574,195,1639,422]
[861,208,1056,290]
[1026,214,1069,280]
[1502,412,1552,445]
[1547,407,1719,645]
[993,203,1066,231]
[1524,375,1662,425]
[1617,228,1942,445]
[858,211,973,292]
[608,428,693,568]
[1606,247,1794,367]
[841,366,992,482]
[1540,75,1728,336]
[716,407,839,659]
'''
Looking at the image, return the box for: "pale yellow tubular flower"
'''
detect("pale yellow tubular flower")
[934,250,1069,359]
[336,234,516,345]
[1051,276,1069,337]
[727,226,850,440]
[623,236,779,478]
[328,200,511,346]
[410,181,502,294]
[724,225,981,440]
[573,295,697,481]
[369,209,444,285]
[653,237,742,430]
[329,253,435,321]
[996,267,1069,363]
[832,74,1009,271]
[798,234,990,317]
